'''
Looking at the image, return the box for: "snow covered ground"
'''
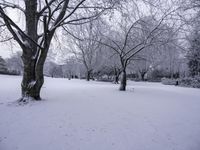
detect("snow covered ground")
[0,75,200,150]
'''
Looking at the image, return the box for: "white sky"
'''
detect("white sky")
[0,7,23,58]
[0,42,21,58]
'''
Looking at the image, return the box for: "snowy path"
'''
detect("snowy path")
[0,75,200,150]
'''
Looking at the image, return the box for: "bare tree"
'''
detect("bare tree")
[98,14,173,90]
[100,48,122,83]
[69,20,104,81]
[0,0,117,102]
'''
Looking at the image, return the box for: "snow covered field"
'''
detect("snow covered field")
[0,75,200,150]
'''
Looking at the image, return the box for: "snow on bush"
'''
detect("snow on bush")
[162,76,200,88]
[178,76,200,88]
[161,78,178,85]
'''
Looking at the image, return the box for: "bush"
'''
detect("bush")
[161,78,178,85]
[150,69,165,80]
[178,76,200,88]
[0,70,21,76]
[129,78,141,82]
[96,78,113,82]
[161,76,200,88]
[148,78,162,82]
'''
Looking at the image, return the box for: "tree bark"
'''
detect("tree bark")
[119,70,127,91]
[19,0,40,102]
[113,68,121,84]
[20,47,48,102]
[86,70,92,81]
[0,0,70,103]
[140,72,146,81]
[20,54,41,101]
[114,75,119,84]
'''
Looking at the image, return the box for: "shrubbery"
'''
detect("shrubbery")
[161,78,178,85]
[161,76,200,88]
[178,76,200,88]
[0,70,21,76]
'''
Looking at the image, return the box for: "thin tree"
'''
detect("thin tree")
[69,21,103,81]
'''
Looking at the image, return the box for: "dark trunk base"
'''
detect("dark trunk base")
[119,71,127,91]
[18,95,42,104]
[141,73,146,81]
[86,71,92,81]
[86,77,90,81]
[119,84,126,91]
[113,75,119,84]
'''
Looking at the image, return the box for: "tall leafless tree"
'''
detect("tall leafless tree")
[0,0,117,102]
[97,9,177,90]
[69,20,104,81]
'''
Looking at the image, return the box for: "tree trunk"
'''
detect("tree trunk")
[114,75,119,84]
[141,72,146,81]
[0,0,68,103]
[119,70,127,91]
[113,68,119,84]
[35,62,45,100]
[18,0,40,102]
[86,70,91,81]
[20,52,48,102]
[20,56,41,102]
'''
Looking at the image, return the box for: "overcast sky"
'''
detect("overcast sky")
[0,7,22,58]
[0,42,20,58]
[0,0,182,59]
